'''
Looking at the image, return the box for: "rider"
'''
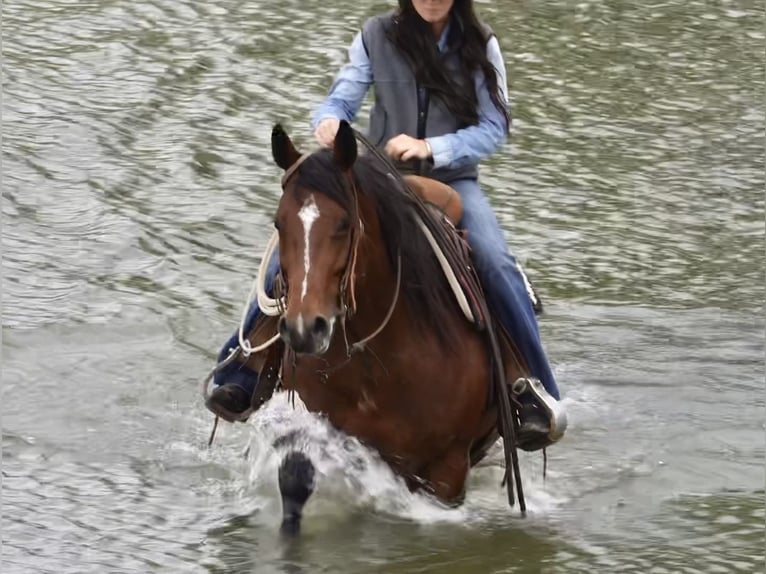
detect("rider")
[206,0,567,450]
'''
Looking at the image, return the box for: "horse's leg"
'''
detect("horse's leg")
[420,447,471,505]
[278,451,315,536]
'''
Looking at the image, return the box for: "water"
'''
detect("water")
[3,0,764,572]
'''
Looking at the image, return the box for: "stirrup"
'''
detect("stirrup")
[512,377,568,446]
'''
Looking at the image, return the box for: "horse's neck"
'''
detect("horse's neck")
[352,235,402,325]
[339,200,431,349]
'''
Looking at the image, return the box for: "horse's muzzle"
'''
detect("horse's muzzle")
[278,314,334,355]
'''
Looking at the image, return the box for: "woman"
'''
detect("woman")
[207,0,566,451]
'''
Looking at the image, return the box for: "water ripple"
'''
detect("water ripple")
[3,0,763,571]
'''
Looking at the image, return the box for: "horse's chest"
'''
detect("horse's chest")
[286,364,439,460]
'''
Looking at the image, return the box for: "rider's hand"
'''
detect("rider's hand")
[314,118,341,147]
[385,134,432,162]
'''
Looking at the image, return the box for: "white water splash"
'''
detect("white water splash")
[235,393,567,525]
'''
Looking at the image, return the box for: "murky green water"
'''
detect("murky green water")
[3,1,764,572]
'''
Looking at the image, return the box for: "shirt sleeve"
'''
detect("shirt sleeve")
[310,32,373,129]
[426,35,510,169]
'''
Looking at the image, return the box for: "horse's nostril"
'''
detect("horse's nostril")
[311,316,330,338]
[279,315,330,353]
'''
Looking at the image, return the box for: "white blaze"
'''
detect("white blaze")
[298,195,320,302]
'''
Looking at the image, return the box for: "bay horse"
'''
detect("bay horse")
[244,121,528,533]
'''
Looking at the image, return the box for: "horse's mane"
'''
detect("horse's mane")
[294,149,460,346]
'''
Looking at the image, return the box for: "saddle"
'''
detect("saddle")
[401,175,463,227]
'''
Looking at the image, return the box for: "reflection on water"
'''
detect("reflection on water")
[3,0,763,572]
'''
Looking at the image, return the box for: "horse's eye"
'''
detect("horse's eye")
[273,219,281,231]
[335,218,350,235]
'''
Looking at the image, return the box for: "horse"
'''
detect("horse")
[241,121,529,534]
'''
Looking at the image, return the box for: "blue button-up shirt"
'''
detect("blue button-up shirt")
[311,23,510,171]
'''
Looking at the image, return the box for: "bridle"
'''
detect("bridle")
[279,152,402,357]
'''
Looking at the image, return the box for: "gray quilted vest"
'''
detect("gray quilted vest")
[361,13,493,183]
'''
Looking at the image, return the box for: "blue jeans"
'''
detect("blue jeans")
[451,179,560,400]
[215,179,560,401]
[213,254,279,395]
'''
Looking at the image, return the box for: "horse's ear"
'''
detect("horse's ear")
[272,124,302,171]
[333,120,357,171]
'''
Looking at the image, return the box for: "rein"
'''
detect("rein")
[352,131,527,514]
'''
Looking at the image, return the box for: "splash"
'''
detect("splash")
[238,393,565,525]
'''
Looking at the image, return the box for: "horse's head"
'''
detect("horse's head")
[271,121,359,355]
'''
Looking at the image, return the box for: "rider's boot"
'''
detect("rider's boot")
[206,383,252,423]
[512,377,568,452]
[205,349,261,423]
[205,326,283,423]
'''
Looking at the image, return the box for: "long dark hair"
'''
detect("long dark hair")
[388,0,509,130]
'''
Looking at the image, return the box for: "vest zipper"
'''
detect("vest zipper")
[416,84,430,174]
[417,85,429,138]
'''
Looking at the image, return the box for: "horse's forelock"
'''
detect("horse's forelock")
[292,150,352,210]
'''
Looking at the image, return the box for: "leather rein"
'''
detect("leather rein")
[350,131,527,514]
